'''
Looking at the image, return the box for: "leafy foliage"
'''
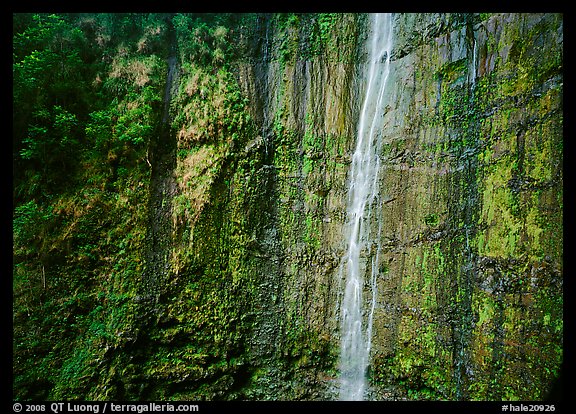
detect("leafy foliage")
[12,12,562,402]
[12,13,164,400]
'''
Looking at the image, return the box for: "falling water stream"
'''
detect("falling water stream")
[338,13,394,401]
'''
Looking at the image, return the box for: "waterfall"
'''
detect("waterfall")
[162,56,178,124]
[142,32,178,307]
[338,13,394,401]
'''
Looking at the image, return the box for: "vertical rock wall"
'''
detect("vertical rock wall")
[234,13,364,399]
[233,12,562,400]
[13,12,561,402]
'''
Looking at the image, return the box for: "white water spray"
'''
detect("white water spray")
[338,13,394,401]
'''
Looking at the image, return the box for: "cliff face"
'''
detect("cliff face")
[228,12,563,400]
[365,13,563,400]
[12,13,562,401]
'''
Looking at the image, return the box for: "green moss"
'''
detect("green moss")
[424,213,439,227]
[436,58,468,84]
[13,12,562,402]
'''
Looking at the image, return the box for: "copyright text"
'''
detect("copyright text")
[12,403,199,414]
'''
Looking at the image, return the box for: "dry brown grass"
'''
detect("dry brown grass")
[172,145,227,227]
[109,56,155,87]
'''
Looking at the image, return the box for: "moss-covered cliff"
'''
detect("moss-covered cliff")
[368,13,563,400]
[13,12,562,401]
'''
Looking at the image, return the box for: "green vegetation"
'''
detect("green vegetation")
[13,12,562,402]
[14,12,170,400]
